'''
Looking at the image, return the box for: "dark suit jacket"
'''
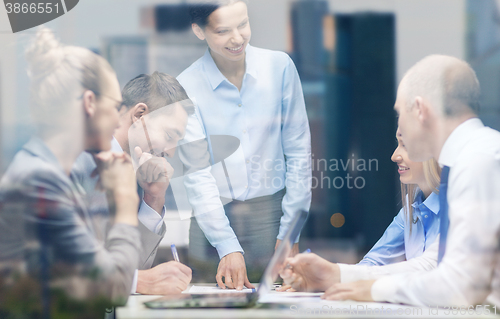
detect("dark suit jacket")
[0,137,141,303]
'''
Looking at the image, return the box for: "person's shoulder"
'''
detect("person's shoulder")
[1,149,68,197]
[250,45,288,56]
[249,46,292,65]
[394,204,407,224]
[177,56,211,96]
[452,126,500,182]
[462,125,500,157]
[177,55,206,82]
[481,125,500,142]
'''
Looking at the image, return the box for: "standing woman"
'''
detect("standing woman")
[178,0,311,288]
[0,28,140,316]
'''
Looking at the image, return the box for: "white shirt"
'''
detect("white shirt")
[338,237,439,283]
[110,138,165,294]
[371,118,500,307]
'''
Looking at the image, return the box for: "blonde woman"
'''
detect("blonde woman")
[358,129,441,265]
[279,128,441,291]
[0,28,141,313]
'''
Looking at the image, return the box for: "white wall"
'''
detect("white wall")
[394,0,465,81]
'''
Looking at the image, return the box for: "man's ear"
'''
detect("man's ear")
[131,103,148,122]
[82,90,97,118]
[192,23,206,41]
[413,96,430,124]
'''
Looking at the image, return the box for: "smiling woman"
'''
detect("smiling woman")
[392,129,441,234]
[278,126,442,293]
[355,127,442,266]
[177,0,312,289]
[190,0,251,89]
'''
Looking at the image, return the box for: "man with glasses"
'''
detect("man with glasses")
[73,72,194,294]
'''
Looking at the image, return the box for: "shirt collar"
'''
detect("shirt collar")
[411,190,440,215]
[202,49,226,90]
[438,118,484,168]
[202,44,257,91]
[111,136,123,153]
[244,45,258,80]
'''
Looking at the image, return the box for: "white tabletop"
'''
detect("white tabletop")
[116,285,499,319]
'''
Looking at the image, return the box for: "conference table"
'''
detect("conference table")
[116,284,499,318]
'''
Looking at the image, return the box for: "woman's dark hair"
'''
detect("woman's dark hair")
[189,0,247,28]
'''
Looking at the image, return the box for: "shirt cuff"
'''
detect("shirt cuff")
[138,199,165,235]
[277,227,301,243]
[357,258,376,266]
[371,275,398,302]
[215,237,244,259]
[337,263,369,283]
[130,269,139,294]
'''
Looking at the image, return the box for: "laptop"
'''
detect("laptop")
[144,210,308,309]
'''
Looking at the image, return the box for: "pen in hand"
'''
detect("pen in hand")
[284,249,311,270]
[171,244,180,262]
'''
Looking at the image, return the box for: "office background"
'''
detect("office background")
[1,0,499,265]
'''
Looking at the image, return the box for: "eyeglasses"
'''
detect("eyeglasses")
[137,99,194,158]
[78,90,127,112]
[100,93,127,112]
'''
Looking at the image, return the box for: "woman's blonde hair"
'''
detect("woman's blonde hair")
[401,158,441,233]
[25,27,114,137]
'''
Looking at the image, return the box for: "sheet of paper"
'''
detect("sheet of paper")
[188,285,256,294]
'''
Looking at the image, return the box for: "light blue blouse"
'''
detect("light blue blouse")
[177,45,312,257]
[358,191,440,266]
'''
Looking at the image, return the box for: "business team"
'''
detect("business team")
[0,0,499,315]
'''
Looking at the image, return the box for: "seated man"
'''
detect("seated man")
[72,72,194,295]
[281,55,500,307]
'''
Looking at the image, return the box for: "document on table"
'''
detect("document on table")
[187,286,256,294]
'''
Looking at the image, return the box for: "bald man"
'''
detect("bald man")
[280,55,500,307]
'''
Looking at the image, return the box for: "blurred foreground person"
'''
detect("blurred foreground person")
[0,28,140,317]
